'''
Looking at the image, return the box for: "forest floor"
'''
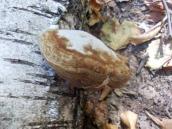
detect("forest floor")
[63,0,172,129]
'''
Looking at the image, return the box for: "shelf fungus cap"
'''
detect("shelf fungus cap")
[39,27,131,89]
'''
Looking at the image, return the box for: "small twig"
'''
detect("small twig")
[145,111,163,127]
[165,105,172,119]
[156,35,164,58]
[136,55,149,76]
[162,0,172,37]
[162,56,172,66]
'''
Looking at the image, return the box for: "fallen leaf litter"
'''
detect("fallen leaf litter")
[39,0,172,129]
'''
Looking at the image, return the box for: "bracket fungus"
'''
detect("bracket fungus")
[39,26,131,100]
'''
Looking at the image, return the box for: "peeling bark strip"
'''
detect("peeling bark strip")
[0,30,13,35]
[3,58,36,66]
[0,95,73,100]
[0,95,49,100]
[48,90,75,97]
[18,79,49,86]
[0,29,35,36]
[12,7,52,18]
[27,120,73,129]
[28,120,73,126]
[27,73,55,79]
[8,29,35,35]
[28,5,61,16]
[0,37,33,45]
[33,50,42,55]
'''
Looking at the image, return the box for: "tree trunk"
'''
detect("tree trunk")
[0,0,82,129]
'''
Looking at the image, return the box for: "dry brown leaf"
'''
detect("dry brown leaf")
[144,0,164,13]
[114,89,123,97]
[85,100,108,127]
[100,0,116,7]
[144,0,172,22]
[98,0,112,3]
[89,0,102,14]
[101,18,163,50]
[89,13,101,26]
[101,18,141,50]
[88,0,117,25]
[145,12,164,23]
[146,39,172,70]
[103,123,118,129]
[99,85,112,101]
[162,119,172,129]
[94,101,108,126]
[106,0,116,7]
[146,111,172,129]
[120,111,138,129]
[88,0,103,26]
[130,18,165,45]
[85,100,119,129]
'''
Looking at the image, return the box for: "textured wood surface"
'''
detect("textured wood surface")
[0,0,80,129]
